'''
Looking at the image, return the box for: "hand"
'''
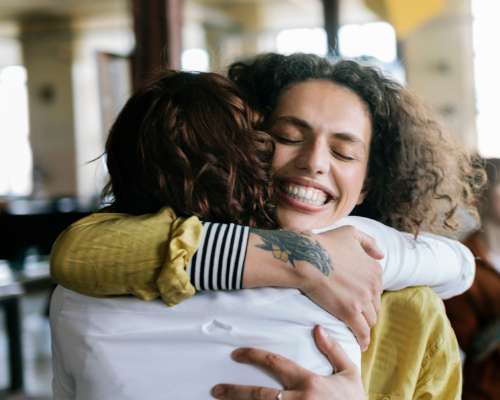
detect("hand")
[299,226,384,350]
[211,325,366,400]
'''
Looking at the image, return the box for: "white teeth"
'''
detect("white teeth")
[283,183,328,206]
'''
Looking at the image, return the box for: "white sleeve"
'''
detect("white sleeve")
[380,230,475,299]
[325,217,475,300]
[50,286,76,400]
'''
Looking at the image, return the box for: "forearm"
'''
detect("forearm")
[191,223,331,292]
[381,229,475,299]
[51,211,329,305]
[50,208,201,303]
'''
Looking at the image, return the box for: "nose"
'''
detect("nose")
[294,137,330,175]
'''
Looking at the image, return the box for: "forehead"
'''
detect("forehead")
[272,80,372,139]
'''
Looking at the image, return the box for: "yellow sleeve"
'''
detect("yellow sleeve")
[50,207,203,306]
[362,287,462,400]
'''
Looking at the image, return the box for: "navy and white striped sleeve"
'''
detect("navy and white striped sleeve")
[187,222,250,291]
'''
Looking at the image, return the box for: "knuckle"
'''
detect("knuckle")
[361,289,371,303]
[305,374,320,388]
[251,387,268,400]
[344,301,356,316]
[350,302,362,315]
[264,353,281,369]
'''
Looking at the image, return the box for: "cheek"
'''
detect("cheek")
[335,164,367,198]
[271,145,294,172]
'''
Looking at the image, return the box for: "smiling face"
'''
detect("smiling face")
[269,80,372,231]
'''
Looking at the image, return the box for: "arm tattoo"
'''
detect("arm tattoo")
[251,228,332,276]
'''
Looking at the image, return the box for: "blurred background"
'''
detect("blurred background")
[0,0,498,398]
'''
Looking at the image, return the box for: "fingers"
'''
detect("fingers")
[373,288,382,314]
[362,302,378,328]
[230,348,307,388]
[211,384,284,400]
[313,325,355,373]
[345,312,371,351]
[356,231,384,260]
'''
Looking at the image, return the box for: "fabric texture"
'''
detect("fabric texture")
[50,212,474,305]
[50,285,462,400]
[50,210,469,398]
[188,222,249,291]
[362,287,462,399]
[50,208,202,306]
[445,231,500,400]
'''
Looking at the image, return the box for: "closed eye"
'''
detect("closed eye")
[272,134,303,145]
[331,150,355,161]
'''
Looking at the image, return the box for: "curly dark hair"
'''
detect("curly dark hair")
[229,53,484,235]
[103,70,275,227]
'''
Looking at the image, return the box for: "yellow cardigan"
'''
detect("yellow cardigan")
[50,209,462,399]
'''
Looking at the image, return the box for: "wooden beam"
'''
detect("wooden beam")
[322,0,340,58]
[131,0,183,90]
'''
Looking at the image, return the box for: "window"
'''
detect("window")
[276,28,327,56]
[338,22,397,63]
[0,65,32,195]
[182,48,210,72]
[472,0,500,157]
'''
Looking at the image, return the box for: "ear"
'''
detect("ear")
[357,179,370,205]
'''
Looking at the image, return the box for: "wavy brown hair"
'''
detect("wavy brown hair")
[229,53,485,235]
[103,70,275,227]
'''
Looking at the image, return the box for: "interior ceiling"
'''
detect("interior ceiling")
[0,0,373,25]
[0,0,316,20]
[0,0,128,21]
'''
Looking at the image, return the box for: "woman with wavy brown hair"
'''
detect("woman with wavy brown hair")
[102,70,275,226]
[50,55,483,400]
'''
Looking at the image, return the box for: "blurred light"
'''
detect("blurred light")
[276,28,327,56]
[0,65,32,195]
[0,65,27,84]
[472,0,500,157]
[339,22,397,63]
[182,48,210,72]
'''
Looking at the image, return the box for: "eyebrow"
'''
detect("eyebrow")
[272,115,366,145]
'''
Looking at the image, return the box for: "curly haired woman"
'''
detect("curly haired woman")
[50,54,483,399]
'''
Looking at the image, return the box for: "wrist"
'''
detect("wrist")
[242,231,304,289]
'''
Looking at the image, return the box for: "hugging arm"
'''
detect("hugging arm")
[378,226,475,298]
[51,209,383,347]
[336,218,475,299]
[50,209,331,304]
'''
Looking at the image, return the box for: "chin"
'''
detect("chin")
[277,210,325,232]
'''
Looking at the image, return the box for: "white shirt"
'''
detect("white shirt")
[50,216,474,400]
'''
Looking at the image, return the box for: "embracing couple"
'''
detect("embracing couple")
[50,53,483,399]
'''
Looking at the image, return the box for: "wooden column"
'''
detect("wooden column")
[132,0,183,90]
[322,0,340,58]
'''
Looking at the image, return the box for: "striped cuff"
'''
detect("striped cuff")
[187,222,250,291]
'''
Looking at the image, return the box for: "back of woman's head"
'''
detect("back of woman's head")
[229,53,484,235]
[104,70,275,227]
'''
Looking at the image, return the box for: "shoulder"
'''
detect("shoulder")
[382,286,457,344]
[382,286,445,314]
[363,287,462,398]
[378,287,452,351]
